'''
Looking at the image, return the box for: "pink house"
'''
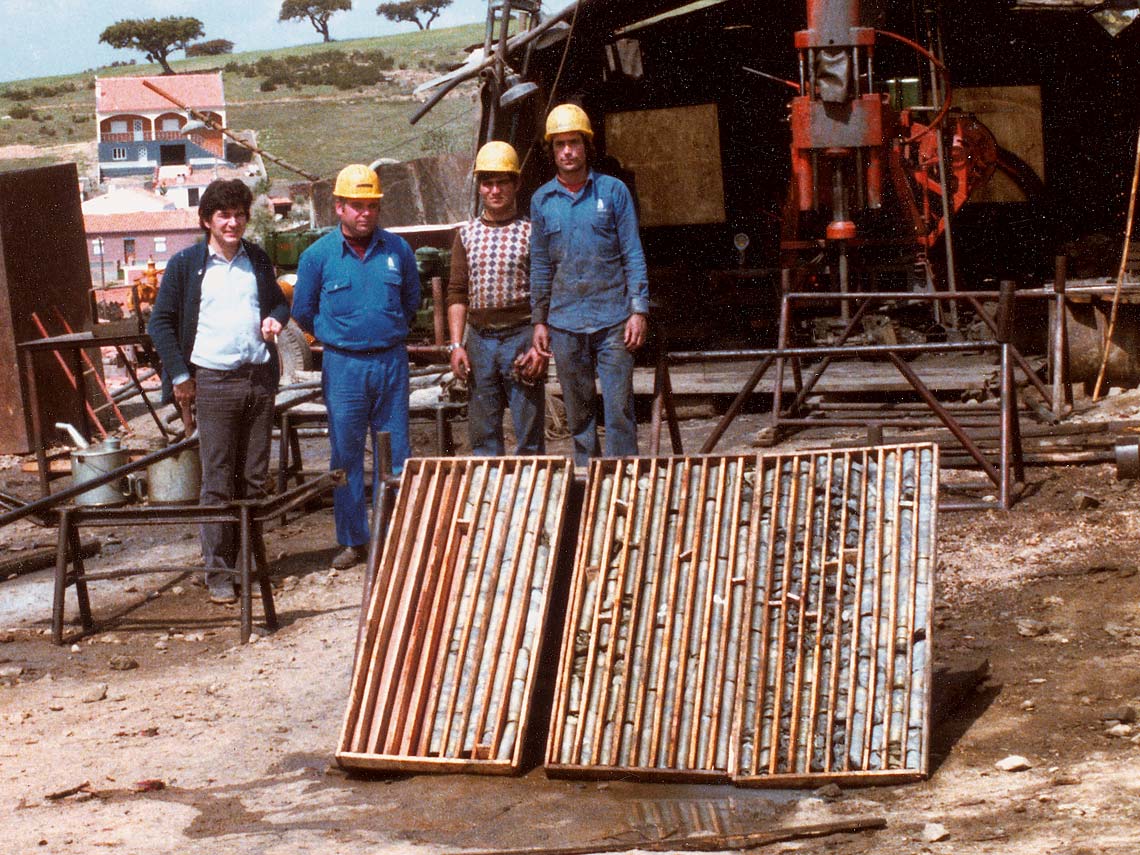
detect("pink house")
[84,209,202,287]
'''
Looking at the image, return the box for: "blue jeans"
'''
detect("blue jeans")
[322,346,410,548]
[466,324,545,456]
[549,322,637,467]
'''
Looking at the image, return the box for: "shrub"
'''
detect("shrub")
[5,88,31,101]
[259,80,277,92]
[9,104,34,119]
[186,39,234,57]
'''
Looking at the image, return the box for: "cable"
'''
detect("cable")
[520,0,582,174]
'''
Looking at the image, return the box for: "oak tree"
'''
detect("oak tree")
[99,17,205,75]
[377,0,452,31]
[279,0,353,43]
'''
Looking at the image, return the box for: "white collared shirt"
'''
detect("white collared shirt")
[190,243,271,372]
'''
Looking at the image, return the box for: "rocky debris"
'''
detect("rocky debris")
[1017,618,1049,637]
[1103,624,1140,646]
[1074,492,1101,510]
[921,822,951,843]
[0,630,14,643]
[81,683,107,703]
[1020,699,1036,711]
[814,783,842,800]
[1100,706,1137,723]
[1104,724,1133,738]
[0,664,24,679]
[108,655,139,671]
[996,755,1033,772]
[1050,772,1081,786]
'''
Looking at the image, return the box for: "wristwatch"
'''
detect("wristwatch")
[447,341,464,353]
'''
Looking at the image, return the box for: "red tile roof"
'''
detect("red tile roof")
[95,73,225,114]
[84,209,202,235]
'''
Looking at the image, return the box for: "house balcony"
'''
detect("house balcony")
[101,131,187,143]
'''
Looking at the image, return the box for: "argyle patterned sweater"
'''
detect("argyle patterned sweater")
[447,214,533,331]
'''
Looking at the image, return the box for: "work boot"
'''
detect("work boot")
[330,545,367,570]
[207,575,237,605]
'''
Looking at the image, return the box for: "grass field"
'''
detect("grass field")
[0,22,484,175]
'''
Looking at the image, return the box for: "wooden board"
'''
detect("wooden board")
[337,456,573,775]
[604,104,726,227]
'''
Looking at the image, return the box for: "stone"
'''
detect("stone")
[995,755,1033,772]
[814,783,842,800]
[0,665,24,678]
[1074,492,1100,510]
[921,823,951,843]
[1105,723,1133,738]
[1017,619,1049,638]
[81,683,107,704]
[1100,706,1137,723]
[0,630,14,643]
[108,656,139,671]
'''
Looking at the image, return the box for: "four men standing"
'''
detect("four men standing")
[153,103,645,582]
[292,164,421,570]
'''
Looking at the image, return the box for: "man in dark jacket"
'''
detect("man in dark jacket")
[148,179,289,604]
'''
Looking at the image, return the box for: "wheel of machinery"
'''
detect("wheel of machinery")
[277,318,315,382]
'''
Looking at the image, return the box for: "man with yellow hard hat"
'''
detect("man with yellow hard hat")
[292,164,421,570]
[530,103,649,467]
[446,141,546,455]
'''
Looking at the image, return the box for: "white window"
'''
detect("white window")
[153,237,167,253]
[161,118,180,132]
[111,147,126,161]
[91,238,104,257]
[110,120,127,134]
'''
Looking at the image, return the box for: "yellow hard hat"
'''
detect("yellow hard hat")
[544,104,593,141]
[333,164,383,199]
[473,141,520,175]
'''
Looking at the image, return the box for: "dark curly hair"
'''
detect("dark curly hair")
[198,179,253,232]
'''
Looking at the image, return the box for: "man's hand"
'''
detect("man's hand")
[624,313,647,351]
[533,323,552,358]
[173,377,196,408]
[261,317,283,342]
[450,346,470,382]
[514,346,548,383]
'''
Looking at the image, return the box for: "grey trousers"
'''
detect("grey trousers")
[195,363,277,583]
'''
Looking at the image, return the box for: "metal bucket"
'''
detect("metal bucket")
[71,437,131,507]
[136,443,201,504]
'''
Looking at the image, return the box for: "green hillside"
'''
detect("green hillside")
[0,22,484,179]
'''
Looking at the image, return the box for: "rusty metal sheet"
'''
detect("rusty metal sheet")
[337,456,573,775]
[546,444,938,786]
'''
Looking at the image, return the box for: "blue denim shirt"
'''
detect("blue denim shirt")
[530,170,649,333]
[292,227,421,351]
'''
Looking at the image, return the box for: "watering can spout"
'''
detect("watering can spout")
[54,423,90,449]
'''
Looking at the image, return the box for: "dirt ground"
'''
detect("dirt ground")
[4,393,1140,855]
